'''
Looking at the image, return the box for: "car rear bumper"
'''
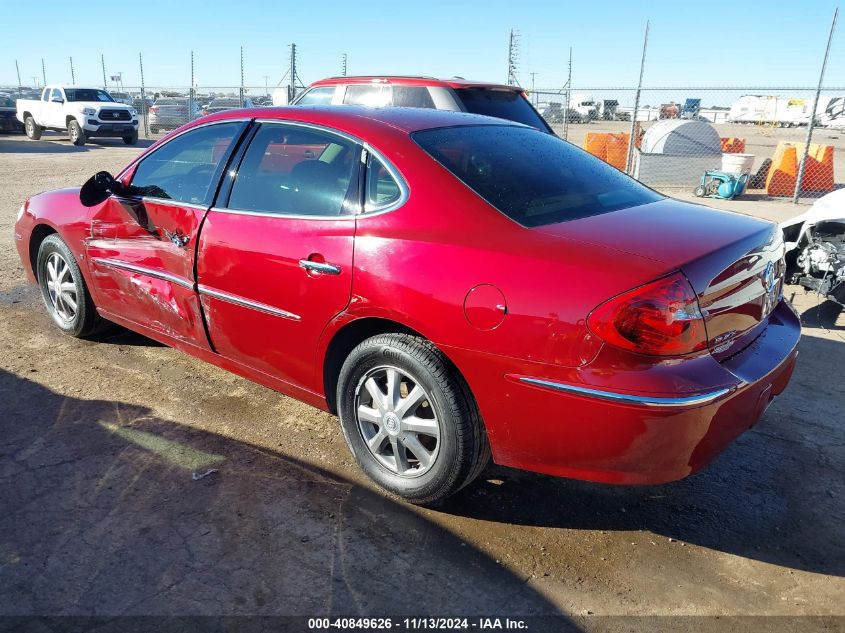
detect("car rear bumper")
[445,299,800,485]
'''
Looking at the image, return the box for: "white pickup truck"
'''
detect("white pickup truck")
[16,85,139,146]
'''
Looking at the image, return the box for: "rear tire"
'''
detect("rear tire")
[68,119,86,146]
[25,116,42,140]
[123,131,138,145]
[694,185,706,197]
[337,333,490,505]
[36,234,104,338]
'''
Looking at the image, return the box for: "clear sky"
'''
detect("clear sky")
[4,0,843,90]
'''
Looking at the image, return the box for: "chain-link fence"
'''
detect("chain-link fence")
[2,8,841,203]
[530,86,845,201]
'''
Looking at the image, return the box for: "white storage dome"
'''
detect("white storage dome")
[641,120,721,155]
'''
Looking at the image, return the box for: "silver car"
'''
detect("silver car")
[148,97,202,133]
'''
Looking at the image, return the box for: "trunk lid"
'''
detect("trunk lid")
[536,198,786,358]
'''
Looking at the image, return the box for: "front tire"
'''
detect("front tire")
[337,333,490,505]
[25,116,42,140]
[36,234,103,337]
[123,131,139,145]
[68,119,86,146]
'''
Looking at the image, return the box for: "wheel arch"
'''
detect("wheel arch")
[321,316,470,415]
[66,114,79,128]
[28,223,58,278]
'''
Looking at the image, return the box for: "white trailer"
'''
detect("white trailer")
[727,95,826,127]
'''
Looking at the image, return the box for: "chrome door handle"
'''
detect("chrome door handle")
[299,259,341,275]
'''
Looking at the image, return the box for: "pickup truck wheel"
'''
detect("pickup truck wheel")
[68,120,86,146]
[25,116,42,140]
[337,333,490,505]
[36,234,104,338]
[123,131,138,145]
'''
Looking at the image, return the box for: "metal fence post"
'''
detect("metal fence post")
[139,52,149,138]
[563,47,571,141]
[626,21,649,175]
[793,7,838,204]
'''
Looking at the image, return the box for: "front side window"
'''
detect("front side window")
[228,123,359,217]
[50,88,63,102]
[365,154,403,211]
[413,125,661,227]
[296,87,335,106]
[130,122,243,205]
[65,89,114,102]
[344,85,390,107]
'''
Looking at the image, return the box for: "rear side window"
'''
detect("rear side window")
[454,88,549,131]
[296,87,335,105]
[228,123,359,216]
[130,122,243,205]
[392,86,435,109]
[412,125,661,227]
[365,154,403,211]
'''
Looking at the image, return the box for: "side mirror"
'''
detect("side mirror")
[80,171,119,207]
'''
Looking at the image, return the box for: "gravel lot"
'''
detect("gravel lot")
[1,131,844,629]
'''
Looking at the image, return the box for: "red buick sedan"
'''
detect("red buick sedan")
[13,106,799,503]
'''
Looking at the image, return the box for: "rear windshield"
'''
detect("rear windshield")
[65,89,114,102]
[156,98,188,105]
[412,125,661,227]
[454,88,549,131]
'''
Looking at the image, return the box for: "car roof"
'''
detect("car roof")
[199,105,523,135]
[308,75,525,91]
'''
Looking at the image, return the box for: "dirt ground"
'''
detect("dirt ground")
[0,132,844,630]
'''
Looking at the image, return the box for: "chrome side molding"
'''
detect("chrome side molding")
[90,257,194,290]
[198,284,301,321]
[517,376,733,408]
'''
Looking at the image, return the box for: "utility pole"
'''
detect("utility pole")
[239,46,244,107]
[69,57,75,84]
[41,58,46,87]
[101,54,107,90]
[507,29,520,86]
[289,43,299,102]
[15,59,22,95]
[341,53,348,76]
[530,72,537,105]
[263,75,269,96]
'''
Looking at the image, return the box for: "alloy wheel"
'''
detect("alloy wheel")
[355,365,441,478]
[44,252,78,322]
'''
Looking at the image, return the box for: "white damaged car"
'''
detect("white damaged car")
[782,188,845,305]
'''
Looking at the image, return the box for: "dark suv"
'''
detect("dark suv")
[292,76,552,133]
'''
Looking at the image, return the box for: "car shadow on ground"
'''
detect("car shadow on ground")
[797,297,844,331]
[0,368,568,621]
[442,333,845,578]
[0,137,154,154]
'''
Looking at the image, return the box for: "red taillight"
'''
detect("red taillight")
[587,272,708,356]
[149,106,158,113]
